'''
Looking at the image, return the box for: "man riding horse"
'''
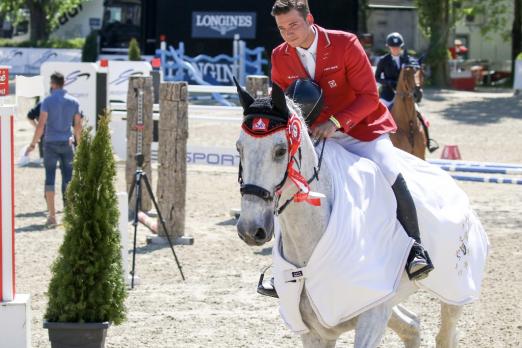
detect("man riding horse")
[375,32,423,110]
[258,0,434,297]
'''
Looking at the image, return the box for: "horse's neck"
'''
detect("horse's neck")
[277,138,333,268]
[392,69,416,123]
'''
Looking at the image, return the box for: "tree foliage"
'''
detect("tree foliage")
[415,0,513,87]
[0,0,85,41]
[45,114,127,324]
[128,38,141,61]
[82,30,99,63]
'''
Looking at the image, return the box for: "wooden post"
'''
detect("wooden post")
[156,82,189,241]
[246,75,269,98]
[126,76,154,212]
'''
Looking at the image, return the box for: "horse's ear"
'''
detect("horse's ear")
[271,83,289,117]
[233,76,254,111]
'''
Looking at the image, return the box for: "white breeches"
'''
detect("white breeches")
[330,132,401,185]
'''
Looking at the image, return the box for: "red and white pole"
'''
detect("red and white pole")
[0,104,15,302]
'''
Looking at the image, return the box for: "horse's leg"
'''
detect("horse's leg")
[301,332,337,348]
[353,305,392,348]
[435,302,463,348]
[388,305,421,348]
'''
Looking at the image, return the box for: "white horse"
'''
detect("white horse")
[235,83,487,348]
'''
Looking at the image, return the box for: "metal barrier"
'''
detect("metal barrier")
[157,38,267,86]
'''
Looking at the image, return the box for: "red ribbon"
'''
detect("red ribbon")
[281,114,322,207]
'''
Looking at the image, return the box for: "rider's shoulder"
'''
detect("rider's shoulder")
[272,41,289,57]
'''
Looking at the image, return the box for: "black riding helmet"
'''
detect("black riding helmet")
[386,32,404,48]
[285,79,324,127]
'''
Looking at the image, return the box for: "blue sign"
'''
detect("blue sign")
[192,12,256,39]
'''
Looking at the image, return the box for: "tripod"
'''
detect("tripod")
[127,87,185,289]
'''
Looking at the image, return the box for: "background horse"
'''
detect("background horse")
[390,65,429,159]
[235,83,487,347]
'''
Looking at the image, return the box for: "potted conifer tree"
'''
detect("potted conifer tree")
[43,115,127,348]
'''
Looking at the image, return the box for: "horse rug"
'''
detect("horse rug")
[273,141,489,334]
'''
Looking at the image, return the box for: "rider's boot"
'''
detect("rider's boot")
[392,173,434,281]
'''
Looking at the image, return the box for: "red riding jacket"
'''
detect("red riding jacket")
[271,25,396,141]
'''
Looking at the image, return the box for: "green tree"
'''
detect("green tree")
[128,38,141,61]
[0,0,85,41]
[416,0,511,87]
[45,114,127,324]
[82,30,98,63]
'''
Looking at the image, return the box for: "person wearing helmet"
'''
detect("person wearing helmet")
[375,32,422,109]
[260,0,434,298]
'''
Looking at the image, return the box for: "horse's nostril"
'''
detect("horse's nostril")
[254,228,267,241]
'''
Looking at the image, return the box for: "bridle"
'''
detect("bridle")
[238,114,326,215]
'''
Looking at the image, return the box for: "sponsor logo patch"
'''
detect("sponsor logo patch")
[252,117,269,131]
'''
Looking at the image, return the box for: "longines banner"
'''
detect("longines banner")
[192,12,257,39]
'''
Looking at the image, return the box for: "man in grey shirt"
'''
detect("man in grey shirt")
[27,72,82,226]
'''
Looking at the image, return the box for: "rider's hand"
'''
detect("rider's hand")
[311,120,338,140]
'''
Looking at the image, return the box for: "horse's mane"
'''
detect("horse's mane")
[286,97,309,135]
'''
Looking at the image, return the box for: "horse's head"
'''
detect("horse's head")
[234,80,312,246]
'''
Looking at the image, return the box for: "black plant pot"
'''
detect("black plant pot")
[43,321,110,348]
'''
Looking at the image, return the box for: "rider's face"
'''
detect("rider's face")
[274,10,314,49]
[389,46,402,57]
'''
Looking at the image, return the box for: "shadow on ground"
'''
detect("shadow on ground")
[16,223,47,233]
[440,95,522,125]
[16,210,47,218]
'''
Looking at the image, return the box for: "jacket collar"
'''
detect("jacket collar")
[283,25,332,81]
[283,24,331,55]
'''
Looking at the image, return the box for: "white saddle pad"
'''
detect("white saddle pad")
[273,141,489,334]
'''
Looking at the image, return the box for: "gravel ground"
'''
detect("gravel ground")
[10,88,522,347]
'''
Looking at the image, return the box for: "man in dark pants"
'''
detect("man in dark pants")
[26,72,82,227]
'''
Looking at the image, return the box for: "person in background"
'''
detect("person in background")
[26,101,44,162]
[449,39,468,60]
[374,32,422,110]
[26,72,82,227]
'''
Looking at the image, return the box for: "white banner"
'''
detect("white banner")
[41,62,98,130]
[0,48,81,75]
[150,143,239,167]
[107,61,152,102]
[186,145,239,167]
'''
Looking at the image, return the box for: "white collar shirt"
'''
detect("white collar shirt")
[296,27,318,79]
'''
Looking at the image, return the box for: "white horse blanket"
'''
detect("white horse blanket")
[273,141,489,334]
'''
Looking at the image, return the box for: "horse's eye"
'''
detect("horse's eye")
[275,148,287,158]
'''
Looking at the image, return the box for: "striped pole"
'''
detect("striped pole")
[0,106,15,302]
[451,174,522,185]
[429,159,522,169]
[439,165,522,175]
